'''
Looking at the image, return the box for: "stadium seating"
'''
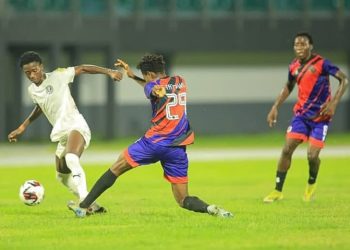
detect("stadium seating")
[43,0,69,11]
[273,0,303,12]
[8,0,36,11]
[5,0,350,15]
[310,0,337,11]
[243,0,268,12]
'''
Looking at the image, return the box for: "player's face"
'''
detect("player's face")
[293,36,312,61]
[22,62,45,85]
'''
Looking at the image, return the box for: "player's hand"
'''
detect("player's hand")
[114,59,135,79]
[152,85,166,98]
[319,101,336,117]
[8,125,26,143]
[108,69,123,81]
[267,107,278,128]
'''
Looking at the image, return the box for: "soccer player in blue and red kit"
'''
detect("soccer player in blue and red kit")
[69,53,233,218]
[264,32,348,203]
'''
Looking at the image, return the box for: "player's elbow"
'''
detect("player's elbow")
[74,65,86,76]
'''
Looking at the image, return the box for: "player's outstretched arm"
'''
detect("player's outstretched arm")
[8,105,42,142]
[320,70,348,117]
[74,65,123,81]
[114,59,146,87]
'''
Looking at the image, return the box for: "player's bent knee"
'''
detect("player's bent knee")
[281,147,293,157]
[307,151,320,162]
[110,158,132,177]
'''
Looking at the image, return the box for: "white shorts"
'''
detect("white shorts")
[52,115,91,158]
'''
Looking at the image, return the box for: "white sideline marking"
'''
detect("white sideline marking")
[0,145,349,167]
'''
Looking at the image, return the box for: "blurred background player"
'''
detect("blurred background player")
[68,53,233,218]
[264,32,348,203]
[8,51,123,213]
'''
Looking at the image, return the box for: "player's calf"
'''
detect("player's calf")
[182,196,209,213]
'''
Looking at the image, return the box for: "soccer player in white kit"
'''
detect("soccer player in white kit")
[8,51,123,214]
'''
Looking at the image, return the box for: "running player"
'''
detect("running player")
[68,53,233,218]
[264,32,348,203]
[8,51,123,213]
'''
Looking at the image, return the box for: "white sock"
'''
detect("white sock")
[65,153,88,201]
[56,172,80,199]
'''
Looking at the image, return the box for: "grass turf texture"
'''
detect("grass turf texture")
[82,132,350,151]
[1,155,350,249]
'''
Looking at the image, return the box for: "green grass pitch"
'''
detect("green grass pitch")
[0,134,349,250]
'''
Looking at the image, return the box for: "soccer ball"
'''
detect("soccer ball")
[19,180,45,206]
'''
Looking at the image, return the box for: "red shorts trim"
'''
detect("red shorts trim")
[309,137,325,148]
[179,132,195,146]
[123,149,139,168]
[287,132,308,142]
[164,175,188,184]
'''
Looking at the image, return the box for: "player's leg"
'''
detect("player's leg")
[69,137,155,217]
[65,129,107,213]
[68,152,133,217]
[307,145,322,185]
[264,138,303,203]
[64,130,89,201]
[264,116,306,203]
[78,138,157,208]
[163,146,233,217]
[162,147,207,212]
[171,180,233,218]
[303,144,321,201]
[276,138,303,188]
[55,156,80,199]
[171,183,206,211]
[303,122,328,201]
[79,152,133,209]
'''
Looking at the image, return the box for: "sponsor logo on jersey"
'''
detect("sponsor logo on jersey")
[293,69,299,77]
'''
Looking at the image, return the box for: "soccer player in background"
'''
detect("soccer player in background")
[8,51,123,212]
[68,53,233,218]
[264,32,348,203]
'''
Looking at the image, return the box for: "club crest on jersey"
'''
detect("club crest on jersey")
[308,66,316,73]
[46,85,54,94]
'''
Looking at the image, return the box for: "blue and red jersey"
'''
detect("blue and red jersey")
[143,75,194,146]
[288,54,339,122]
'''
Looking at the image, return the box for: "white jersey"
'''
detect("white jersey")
[28,67,90,144]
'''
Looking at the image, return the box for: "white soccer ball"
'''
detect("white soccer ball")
[19,180,45,206]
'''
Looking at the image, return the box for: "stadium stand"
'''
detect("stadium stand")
[5,0,350,15]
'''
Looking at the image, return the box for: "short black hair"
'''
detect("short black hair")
[137,53,165,74]
[19,51,42,68]
[294,32,313,45]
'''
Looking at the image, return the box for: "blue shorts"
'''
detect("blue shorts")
[124,137,189,183]
[286,115,329,148]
